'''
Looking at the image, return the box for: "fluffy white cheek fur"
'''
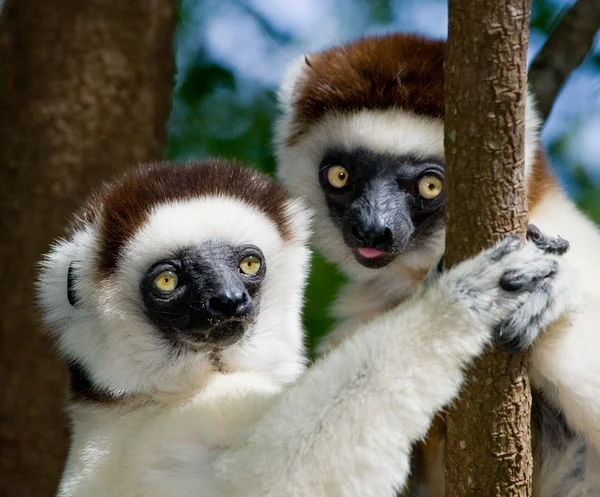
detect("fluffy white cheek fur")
[38,196,312,395]
[221,239,311,385]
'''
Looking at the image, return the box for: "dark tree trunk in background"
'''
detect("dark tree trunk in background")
[0,1,176,495]
[444,0,532,496]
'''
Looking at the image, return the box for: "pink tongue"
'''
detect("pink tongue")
[357,248,386,258]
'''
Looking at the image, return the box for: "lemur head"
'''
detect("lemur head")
[37,160,311,400]
[275,33,546,281]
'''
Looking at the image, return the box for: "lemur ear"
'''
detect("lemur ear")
[278,54,313,111]
[67,262,80,307]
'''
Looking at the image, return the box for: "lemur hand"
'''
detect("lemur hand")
[434,224,576,353]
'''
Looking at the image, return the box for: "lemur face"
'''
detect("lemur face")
[274,35,448,279]
[276,107,446,279]
[140,241,266,349]
[38,161,311,398]
[275,33,540,279]
[318,147,445,269]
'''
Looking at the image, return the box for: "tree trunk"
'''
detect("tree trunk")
[443,1,532,496]
[0,1,176,495]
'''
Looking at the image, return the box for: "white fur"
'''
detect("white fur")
[275,55,600,496]
[528,193,600,493]
[536,435,600,497]
[277,54,307,117]
[43,214,571,496]
[525,90,542,181]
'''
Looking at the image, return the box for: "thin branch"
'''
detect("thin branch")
[529,0,600,123]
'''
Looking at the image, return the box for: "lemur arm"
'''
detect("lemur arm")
[220,286,482,497]
[214,235,570,497]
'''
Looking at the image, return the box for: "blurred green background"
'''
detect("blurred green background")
[167,0,600,356]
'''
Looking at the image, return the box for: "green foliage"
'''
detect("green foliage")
[168,53,277,170]
[574,167,600,224]
[363,0,392,23]
[531,0,565,32]
[303,253,346,359]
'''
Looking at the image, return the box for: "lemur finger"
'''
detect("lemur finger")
[494,283,553,353]
[499,260,558,292]
[486,235,522,262]
[497,242,559,291]
[527,224,570,255]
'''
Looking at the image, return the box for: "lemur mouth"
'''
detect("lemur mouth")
[204,319,247,345]
[352,248,397,269]
[357,248,386,258]
[179,319,248,350]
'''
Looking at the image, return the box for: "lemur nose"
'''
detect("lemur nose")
[206,290,252,318]
[351,220,394,248]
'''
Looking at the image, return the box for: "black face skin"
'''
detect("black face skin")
[319,147,445,269]
[140,241,266,350]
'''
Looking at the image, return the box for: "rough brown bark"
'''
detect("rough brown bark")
[443,1,532,496]
[0,1,176,495]
[529,0,600,122]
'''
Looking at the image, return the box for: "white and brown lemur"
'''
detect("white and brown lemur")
[38,159,573,496]
[275,33,599,496]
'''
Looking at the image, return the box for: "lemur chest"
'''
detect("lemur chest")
[333,269,422,324]
[316,268,425,353]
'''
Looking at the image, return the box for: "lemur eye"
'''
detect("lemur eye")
[326,165,349,188]
[239,255,261,276]
[154,271,178,292]
[418,175,443,199]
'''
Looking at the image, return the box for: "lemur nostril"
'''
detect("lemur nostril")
[207,291,251,318]
[378,227,394,245]
[373,230,393,248]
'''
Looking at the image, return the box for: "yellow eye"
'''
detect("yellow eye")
[326,165,349,188]
[154,271,178,292]
[239,255,262,276]
[418,175,443,199]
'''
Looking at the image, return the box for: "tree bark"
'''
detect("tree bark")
[529,0,600,122]
[0,1,176,495]
[443,1,532,496]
